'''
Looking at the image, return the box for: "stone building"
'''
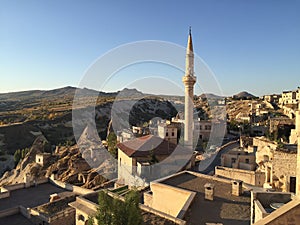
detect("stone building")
[235,112,251,122]
[116,135,191,187]
[221,149,256,171]
[269,117,294,133]
[157,122,178,145]
[253,137,297,192]
[194,120,211,141]
[144,171,251,225]
[251,103,300,225]
[116,129,134,143]
[35,153,51,167]
[69,193,97,225]
[279,88,300,106]
[263,94,281,104]
[215,143,265,186]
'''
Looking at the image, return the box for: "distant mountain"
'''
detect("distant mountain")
[115,88,145,98]
[0,86,77,101]
[199,93,224,99]
[233,91,256,99]
[0,86,121,102]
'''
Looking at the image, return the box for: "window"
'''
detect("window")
[166,132,169,137]
[171,132,175,137]
[78,215,85,221]
[205,125,211,130]
[245,159,249,164]
[119,158,122,167]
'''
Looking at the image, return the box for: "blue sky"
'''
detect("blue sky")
[1,0,299,96]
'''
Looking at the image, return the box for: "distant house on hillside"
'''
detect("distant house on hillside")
[235,112,251,122]
[264,94,281,104]
[279,88,300,106]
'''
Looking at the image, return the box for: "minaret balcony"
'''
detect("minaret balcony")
[182,75,196,85]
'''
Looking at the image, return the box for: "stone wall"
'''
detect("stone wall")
[48,207,75,225]
[3,183,25,191]
[49,177,94,195]
[215,166,265,186]
[140,204,186,225]
[0,207,19,218]
[253,137,277,164]
[69,196,98,225]
[253,199,300,225]
[251,191,292,224]
[253,200,268,223]
[272,150,296,191]
[0,178,48,200]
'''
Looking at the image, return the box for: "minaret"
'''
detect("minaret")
[182,27,196,148]
[296,103,300,197]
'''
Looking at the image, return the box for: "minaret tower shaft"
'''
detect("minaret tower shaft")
[182,27,196,148]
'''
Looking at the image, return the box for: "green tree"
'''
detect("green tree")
[14,149,21,164]
[22,148,30,159]
[107,132,117,158]
[124,190,142,225]
[96,191,114,225]
[93,190,142,225]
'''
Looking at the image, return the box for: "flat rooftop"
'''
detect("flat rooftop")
[34,192,76,217]
[0,183,70,211]
[161,172,251,225]
[0,213,34,225]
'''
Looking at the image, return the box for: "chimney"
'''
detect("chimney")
[49,193,60,202]
[231,180,243,196]
[24,173,31,188]
[204,183,215,201]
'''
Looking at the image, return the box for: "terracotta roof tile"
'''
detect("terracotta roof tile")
[117,135,188,158]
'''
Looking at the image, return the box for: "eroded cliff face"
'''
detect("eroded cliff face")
[0,135,109,189]
[0,97,180,187]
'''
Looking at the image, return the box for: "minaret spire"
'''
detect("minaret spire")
[187,26,193,52]
[185,27,195,77]
[182,27,196,149]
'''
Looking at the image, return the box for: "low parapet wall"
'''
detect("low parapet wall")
[4,183,25,191]
[0,207,19,218]
[0,187,10,199]
[49,177,95,195]
[140,204,186,225]
[0,178,49,200]
[0,205,31,219]
[144,181,196,219]
[215,166,265,186]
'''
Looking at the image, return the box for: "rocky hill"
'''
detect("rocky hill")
[0,87,178,154]
[233,91,256,100]
[0,135,110,189]
[199,93,223,100]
